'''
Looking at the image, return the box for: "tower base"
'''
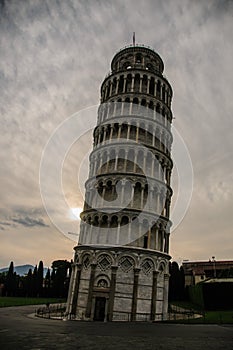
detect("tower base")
[66,245,170,322]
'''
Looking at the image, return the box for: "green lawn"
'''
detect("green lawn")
[174,310,233,324]
[169,301,233,324]
[0,297,66,308]
[197,310,233,324]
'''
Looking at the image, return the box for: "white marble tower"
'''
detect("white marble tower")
[66,44,173,321]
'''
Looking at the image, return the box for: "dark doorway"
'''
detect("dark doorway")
[94,297,106,321]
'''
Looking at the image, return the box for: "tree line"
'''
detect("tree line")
[0,260,71,298]
[0,259,185,301]
[168,261,186,301]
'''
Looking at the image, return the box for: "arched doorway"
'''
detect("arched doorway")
[92,277,109,321]
[94,297,106,321]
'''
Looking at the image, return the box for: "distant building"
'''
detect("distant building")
[182,260,233,286]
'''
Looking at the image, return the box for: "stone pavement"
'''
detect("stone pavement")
[0,305,232,350]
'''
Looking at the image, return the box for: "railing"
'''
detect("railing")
[103,64,163,80]
[35,303,203,322]
[35,303,67,319]
[167,304,204,322]
[112,312,151,322]
[115,44,157,55]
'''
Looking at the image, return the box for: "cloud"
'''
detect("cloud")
[0,221,13,226]
[0,0,233,265]
[12,216,49,228]
[0,207,49,229]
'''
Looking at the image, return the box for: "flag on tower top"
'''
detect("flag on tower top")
[133,32,135,46]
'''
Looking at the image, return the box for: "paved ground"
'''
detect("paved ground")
[0,305,232,350]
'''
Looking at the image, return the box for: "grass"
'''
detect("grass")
[169,301,233,324]
[0,296,66,308]
[201,310,233,324]
[170,300,203,311]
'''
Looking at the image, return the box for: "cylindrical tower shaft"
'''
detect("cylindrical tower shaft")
[79,45,173,252]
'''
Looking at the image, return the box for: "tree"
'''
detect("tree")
[32,265,38,297]
[169,261,185,301]
[44,268,51,297]
[5,261,17,296]
[51,260,71,298]
[37,261,44,297]
[0,272,7,296]
[179,266,185,300]
[25,268,33,297]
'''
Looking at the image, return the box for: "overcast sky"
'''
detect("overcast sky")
[0,0,233,268]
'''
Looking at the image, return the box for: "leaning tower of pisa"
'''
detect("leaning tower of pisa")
[66,44,173,322]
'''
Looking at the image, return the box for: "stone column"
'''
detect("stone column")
[123,75,127,93]
[113,101,117,116]
[88,219,94,244]
[97,129,101,145]
[104,85,108,100]
[136,125,139,143]
[139,76,143,93]
[117,124,122,139]
[154,81,157,98]
[164,232,170,253]
[149,189,153,211]
[116,218,121,244]
[120,180,125,204]
[126,124,131,140]
[66,263,82,317]
[155,225,159,250]
[148,227,151,249]
[131,75,135,92]
[162,273,170,320]
[140,186,145,209]
[99,154,103,171]
[147,77,150,94]
[105,151,110,172]
[107,266,118,321]
[116,78,119,94]
[85,263,97,319]
[89,161,93,176]
[127,217,132,243]
[161,230,165,251]
[166,198,170,218]
[106,217,111,244]
[151,158,154,177]
[114,155,118,171]
[137,222,142,247]
[94,185,100,208]
[152,130,155,147]
[157,191,160,213]
[167,169,171,186]
[109,80,113,96]
[109,124,114,141]
[143,152,146,172]
[124,150,128,172]
[150,271,159,321]
[158,157,163,181]
[131,268,140,321]
[130,184,135,208]
[101,185,106,206]
[133,151,137,172]
[129,100,133,115]
[103,126,107,143]
[120,101,124,115]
